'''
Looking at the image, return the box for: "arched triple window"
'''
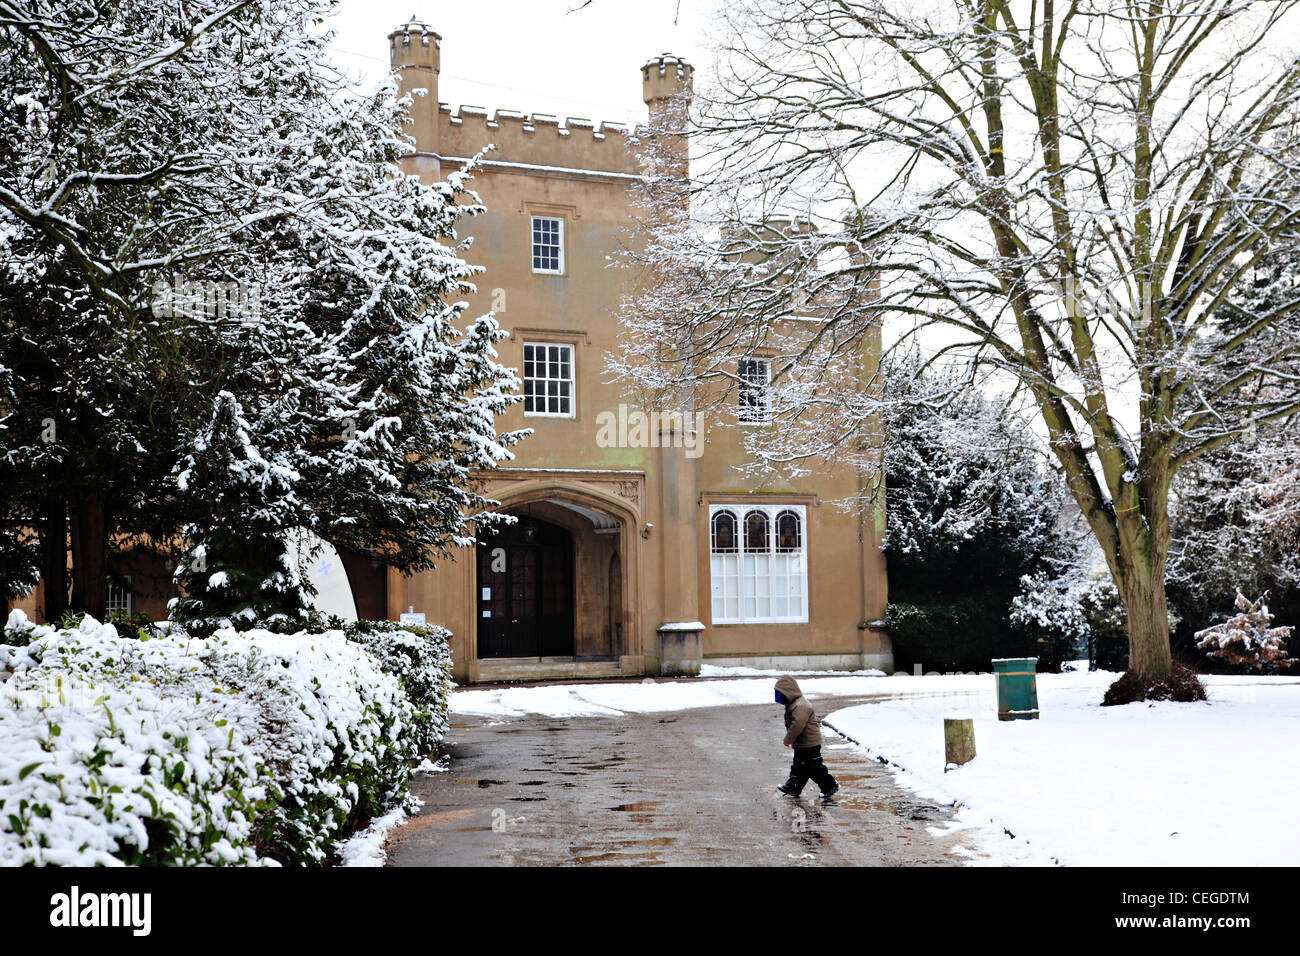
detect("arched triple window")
[709,504,807,624]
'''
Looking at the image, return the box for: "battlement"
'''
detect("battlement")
[438,103,641,176]
[389,19,439,67]
[389,21,690,179]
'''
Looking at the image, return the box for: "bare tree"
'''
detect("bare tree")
[615,0,1300,686]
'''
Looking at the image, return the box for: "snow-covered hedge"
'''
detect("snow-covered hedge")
[346,620,454,755]
[0,611,452,866]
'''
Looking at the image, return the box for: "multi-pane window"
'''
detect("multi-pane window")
[105,577,132,617]
[523,342,574,417]
[738,359,771,423]
[710,504,807,624]
[531,216,564,274]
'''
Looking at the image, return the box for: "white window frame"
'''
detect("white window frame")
[738,358,772,424]
[522,341,576,418]
[531,215,565,275]
[709,504,808,625]
[105,576,132,617]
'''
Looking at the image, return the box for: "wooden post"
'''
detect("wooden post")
[944,715,976,770]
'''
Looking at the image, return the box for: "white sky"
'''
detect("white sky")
[324,0,715,129]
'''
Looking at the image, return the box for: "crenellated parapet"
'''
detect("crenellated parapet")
[389,21,691,179]
[437,104,640,175]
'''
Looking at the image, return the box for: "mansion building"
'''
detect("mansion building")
[12,21,892,683]
[377,21,891,682]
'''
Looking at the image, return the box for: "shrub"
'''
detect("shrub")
[345,619,455,761]
[1194,591,1296,674]
[1009,572,1091,671]
[104,608,166,641]
[1101,664,1207,706]
[0,610,453,865]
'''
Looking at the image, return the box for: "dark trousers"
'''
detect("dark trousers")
[787,745,838,795]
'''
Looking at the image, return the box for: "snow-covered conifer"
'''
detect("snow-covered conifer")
[1195,592,1296,673]
[171,393,312,633]
[0,1,522,617]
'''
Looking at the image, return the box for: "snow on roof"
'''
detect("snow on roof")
[444,104,635,142]
[642,53,693,76]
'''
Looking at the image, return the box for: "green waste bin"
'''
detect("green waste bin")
[993,657,1039,721]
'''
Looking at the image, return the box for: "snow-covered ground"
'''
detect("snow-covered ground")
[699,664,887,678]
[828,673,1300,866]
[451,673,901,718]
[336,755,450,867]
[451,670,1300,866]
[337,805,412,867]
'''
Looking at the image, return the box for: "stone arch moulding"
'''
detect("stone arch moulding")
[489,477,644,530]
[474,476,645,671]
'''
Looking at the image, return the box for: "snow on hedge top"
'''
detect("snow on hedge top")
[0,611,433,866]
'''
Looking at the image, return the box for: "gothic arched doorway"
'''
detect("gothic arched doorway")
[477,515,574,658]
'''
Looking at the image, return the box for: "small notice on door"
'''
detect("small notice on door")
[399,610,426,626]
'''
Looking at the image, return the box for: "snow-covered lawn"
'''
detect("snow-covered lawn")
[451,673,899,718]
[452,670,1300,866]
[699,664,887,678]
[826,672,1300,866]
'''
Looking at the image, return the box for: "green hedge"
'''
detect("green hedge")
[0,612,454,866]
[887,597,1044,672]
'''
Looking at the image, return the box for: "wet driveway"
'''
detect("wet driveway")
[384,693,978,866]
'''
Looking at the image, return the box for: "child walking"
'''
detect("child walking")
[774,675,840,800]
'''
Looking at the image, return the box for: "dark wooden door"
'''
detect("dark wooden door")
[477,517,574,659]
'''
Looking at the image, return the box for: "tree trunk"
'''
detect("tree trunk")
[69,491,108,619]
[1116,548,1174,681]
[38,494,68,622]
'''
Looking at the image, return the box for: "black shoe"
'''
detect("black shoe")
[819,783,840,800]
[777,779,803,797]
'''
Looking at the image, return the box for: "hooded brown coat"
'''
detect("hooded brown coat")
[776,675,822,748]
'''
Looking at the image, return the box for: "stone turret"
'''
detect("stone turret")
[389,19,441,180]
[642,54,694,117]
[641,54,693,178]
